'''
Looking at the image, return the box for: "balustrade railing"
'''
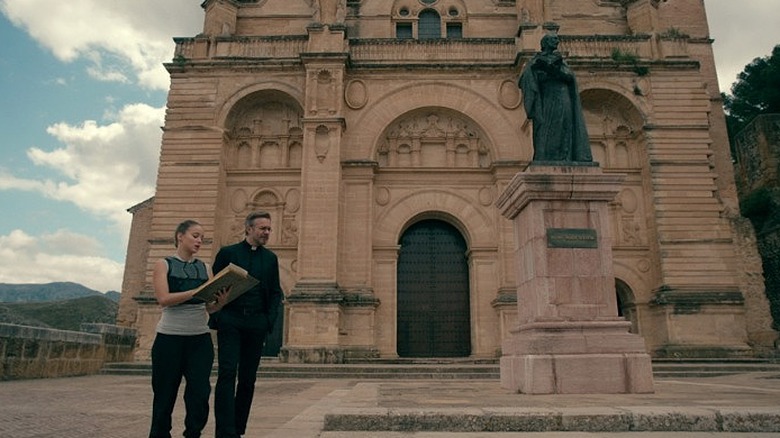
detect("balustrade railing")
[349,38,516,64]
[172,34,687,64]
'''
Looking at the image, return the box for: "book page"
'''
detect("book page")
[192,263,259,306]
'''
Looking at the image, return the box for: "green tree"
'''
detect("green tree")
[723,44,780,141]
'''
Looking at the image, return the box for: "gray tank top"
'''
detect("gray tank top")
[156,256,210,336]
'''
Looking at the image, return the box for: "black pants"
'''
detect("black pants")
[149,332,214,438]
[213,310,269,438]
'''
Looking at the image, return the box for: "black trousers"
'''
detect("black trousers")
[149,332,214,438]
[213,310,269,438]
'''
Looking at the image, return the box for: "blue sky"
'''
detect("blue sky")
[0,0,778,293]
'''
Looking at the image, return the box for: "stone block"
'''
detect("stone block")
[720,408,780,433]
[626,407,718,431]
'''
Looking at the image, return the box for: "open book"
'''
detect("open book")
[193,263,259,306]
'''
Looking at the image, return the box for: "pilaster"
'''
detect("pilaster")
[283,26,352,361]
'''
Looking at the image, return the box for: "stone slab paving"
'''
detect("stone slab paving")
[0,372,779,437]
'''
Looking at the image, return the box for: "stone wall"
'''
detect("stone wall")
[119,0,778,361]
[0,323,136,380]
[733,114,780,340]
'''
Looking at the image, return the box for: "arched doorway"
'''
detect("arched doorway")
[396,219,471,357]
[615,279,638,334]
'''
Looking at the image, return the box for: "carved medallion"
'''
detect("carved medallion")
[345,79,368,109]
[498,78,521,109]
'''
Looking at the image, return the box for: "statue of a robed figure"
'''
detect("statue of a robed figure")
[519,33,593,163]
[498,30,653,395]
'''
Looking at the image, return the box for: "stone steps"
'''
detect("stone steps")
[101,360,501,379]
[101,357,780,379]
[651,358,780,378]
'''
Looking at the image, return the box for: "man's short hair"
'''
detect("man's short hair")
[245,211,271,229]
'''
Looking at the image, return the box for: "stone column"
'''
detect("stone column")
[282,25,350,363]
[496,164,654,394]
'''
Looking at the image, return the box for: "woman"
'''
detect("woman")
[149,219,227,438]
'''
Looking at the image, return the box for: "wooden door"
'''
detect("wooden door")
[397,219,471,357]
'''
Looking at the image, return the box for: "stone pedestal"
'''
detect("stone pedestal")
[496,164,654,394]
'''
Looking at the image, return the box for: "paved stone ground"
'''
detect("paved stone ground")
[1,372,780,437]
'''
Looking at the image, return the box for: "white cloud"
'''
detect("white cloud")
[0,0,201,292]
[0,229,124,292]
[0,0,202,90]
[1,103,164,234]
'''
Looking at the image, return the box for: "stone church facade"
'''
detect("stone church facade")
[117,0,777,362]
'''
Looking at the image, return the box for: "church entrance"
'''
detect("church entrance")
[396,219,471,357]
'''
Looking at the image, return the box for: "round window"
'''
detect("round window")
[399,7,410,16]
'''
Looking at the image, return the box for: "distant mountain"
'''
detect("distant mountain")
[0,295,118,331]
[104,291,121,302]
[0,282,120,303]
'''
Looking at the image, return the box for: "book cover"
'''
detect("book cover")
[193,263,259,306]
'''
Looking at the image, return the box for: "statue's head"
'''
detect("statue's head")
[540,33,559,51]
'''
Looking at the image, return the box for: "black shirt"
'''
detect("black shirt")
[212,240,283,318]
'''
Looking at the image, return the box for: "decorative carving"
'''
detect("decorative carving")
[581,89,643,169]
[345,79,368,109]
[613,188,644,246]
[313,69,335,116]
[377,110,492,168]
[227,100,304,170]
[285,188,301,213]
[375,186,390,206]
[479,186,494,206]
[620,217,642,245]
[281,215,299,246]
[231,189,248,213]
[617,188,638,214]
[228,218,245,243]
[499,79,522,109]
[311,0,346,24]
[315,125,331,162]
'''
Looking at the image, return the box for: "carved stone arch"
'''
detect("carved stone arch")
[250,188,283,209]
[373,189,496,248]
[288,141,303,168]
[612,259,651,305]
[396,213,472,357]
[259,141,281,168]
[245,188,286,246]
[390,0,468,17]
[580,88,644,134]
[346,82,521,162]
[580,88,646,169]
[615,278,639,334]
[399,211,471,249]
[374,107,494,168]
[441,0,468,17]
[217,83,304,128]
[578,80,651,122]
[221,88,304,170]
[236,141,253,168]
[591,140,607,165]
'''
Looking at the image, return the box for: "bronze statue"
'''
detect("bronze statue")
[519,33,592,163]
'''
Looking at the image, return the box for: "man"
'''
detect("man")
[519,32,593,163]
[211,211,283,438]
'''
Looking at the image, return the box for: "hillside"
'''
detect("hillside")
[0,295,118,331]
[0,282,119,303]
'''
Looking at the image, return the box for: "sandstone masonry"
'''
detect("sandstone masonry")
[119,0,777,362]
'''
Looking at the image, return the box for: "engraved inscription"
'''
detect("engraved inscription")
[547,228,598,249]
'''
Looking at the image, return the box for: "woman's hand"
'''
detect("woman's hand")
[206,286,231,313]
